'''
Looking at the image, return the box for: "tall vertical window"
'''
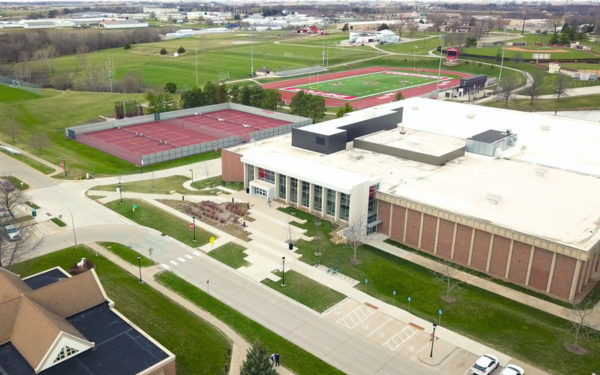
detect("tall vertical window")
[313,185,322,212]
[278,174,286,199]
[246,164,254,186]
[367,184,379,224]
[326,189,336,216]
[289,178,298,203]
[339,193,350,221]
[301,181,310,207]
[258,168,275,184]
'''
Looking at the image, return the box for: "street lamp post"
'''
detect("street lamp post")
[499,27,507,82]
[192,216,196,242]
[429,323,438,358]
[435,35,444,98]
[137,255,142,283]
[189,169,194,183]
[118,180,123,205]
[140,157,144,173]
[62,158,67,177]
[281,256,286,287]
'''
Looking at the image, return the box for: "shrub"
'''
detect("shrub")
[124,43,131,49]
[160,47,167,55]
[177,46,186,54]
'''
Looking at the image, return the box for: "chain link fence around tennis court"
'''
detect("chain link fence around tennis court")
[0,75,42,95]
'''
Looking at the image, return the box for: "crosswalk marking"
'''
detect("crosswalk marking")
[178,257,186,263]
[170,260,178,266]
[161,264,170,270]
[185,254,193,259]
[336,304,376,329]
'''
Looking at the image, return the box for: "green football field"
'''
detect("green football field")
[283,71,447,100]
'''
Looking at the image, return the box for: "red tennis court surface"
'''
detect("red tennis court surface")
[262,66,471,109]
[77,109,290,165]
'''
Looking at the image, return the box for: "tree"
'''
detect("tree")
[203,81,216,105]
[249,86,265,108]
[555,72,572,103]
[240,86,252,105]
[146,92,176,113]
[164,82,177,94]
[240,342,277,375]
[512,52,524,66]
[0,222,41,269]
[549,31,559,44]
[177,46,186,54]
[307,95,325,121]
[498,75,519,107]
[28,134,49,154]
[377,23,389,31]
[124,43,131,50]
[160,48,167,55]
[342,23,349,32]
[181,88,207,108]
[214,84,228,104]
[465,37,477,47]
[336,103,353,118]
[434,259,464,302]
[3,120,20,144]
[395,91,404,101]
[345,217,366,264]
[229,85,240,103]
[565,299,597,354]
[0,179,27,220]
[525,70,543,105]
[261,89,281,110]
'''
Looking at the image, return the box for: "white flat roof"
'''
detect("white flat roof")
[357,128,465,157]
[230,98,600,251]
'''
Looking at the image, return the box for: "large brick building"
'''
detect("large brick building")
[222,98,600,302]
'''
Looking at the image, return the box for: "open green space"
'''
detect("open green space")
[484,94,600,111]
[190,175,244,191]
[278,207,600,375]
[0,148,55,174]
[10,246,231,375]
[288,71,445,100]
[105,198,212,247]
[461,45,596,60]
[4,175,29,190]
[156,271,345,375]
[0,84,41,103]
[262,270,346,313]
[380,35,443,55]
[208,242,249,269]
[93,175,227,196]
[98,241,156,267]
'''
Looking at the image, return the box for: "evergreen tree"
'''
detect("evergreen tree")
[230,85,240,103]
[261,89,281,110]
[307,94,325,121]
[164,82,177,94]
[336,102,353,118]
[181,88,207,108]
[290,90,307,116]
[203,81,216,105]
[395,91,404,101]
[240,86,252,105]
[214,84,228,103]
[249,86,265,107]
[240,343,277,375]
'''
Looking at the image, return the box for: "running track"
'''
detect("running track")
[262,66,472,109]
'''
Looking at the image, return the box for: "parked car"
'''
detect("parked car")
[471,354,499,375]
[500,364,524,375]
[0,206,9,218]
[0,179,15,192]
[2,224,21,241]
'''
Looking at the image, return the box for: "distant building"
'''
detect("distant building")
[0,266,175,375]
[349,29,399,44]
[99,19,148,29]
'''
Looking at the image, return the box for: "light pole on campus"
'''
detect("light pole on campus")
[195,49,199,87]
[137,255,143,283]
[413,45,417,69]
[429,323,438,358]
[281,256,286,287]
[118,180,123,205]
[61,158,67,177]
[192,216,197,242]
[189,169,194,182]
[435,35,444,98]
[498,27,507,82]
[140,157,144,173]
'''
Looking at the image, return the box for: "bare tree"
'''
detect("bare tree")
[3,120,21,144]
[434,259,464,302]
[525,71,544,105]
[0,180,28,220]
[565,299,597,354]
[555,72,571,103]
[498,75,519,107]
[0,222,42,269]
[345,216,366,264]
[28,134,50,154]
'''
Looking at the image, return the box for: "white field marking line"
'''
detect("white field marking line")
[169,260,178,266]
[161,264,170,270]
[178,257,186,263]
[352,78,453,100]
[185,254,193,259]
[193,251,201,256]
[366,317,394,338]
[383,326,418,351]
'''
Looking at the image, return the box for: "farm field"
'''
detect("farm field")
[283,70,447,100]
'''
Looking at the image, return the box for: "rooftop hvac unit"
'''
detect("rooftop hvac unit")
[485,193,502,205]
[399,126,406,135]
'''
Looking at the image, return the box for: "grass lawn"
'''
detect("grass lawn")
[286,70,447,100]
[461,46,596,60]
[93,175,200,195]
[262,270,346,313]
[99,241,156,267]
[156,271,345,375]
[0,148,55,174]
[0,84,41,103]
[278,208,600,375]
[50,217,66,227]
[10,246,231,375]
[484,94,600,111]
[105,198,213,247]
[208,242,249,269]
[5,175,29,190]
[190,175,244,191]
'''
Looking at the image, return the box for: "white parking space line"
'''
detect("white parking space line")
[169,260,178,266]
[185,254,193,259]
[161,264,170,270]
[383,326,417,351]
[366,318,393,338]
[178,257,186,262]
[336,305,375,329]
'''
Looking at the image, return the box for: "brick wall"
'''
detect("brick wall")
[390,206,406,241]
[508,241,530,285]
[529,247,554,292]
[420,214,437,253]
[436,219,454,259]
[221,149,244,182]
[377,201,391,236]
[471,230,491,271]
[550,254,576,299]
[453,224,472,265]
[405,209,421,247]
[489,236,510,278]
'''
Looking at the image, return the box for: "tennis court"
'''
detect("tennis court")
[280,71,450,101]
